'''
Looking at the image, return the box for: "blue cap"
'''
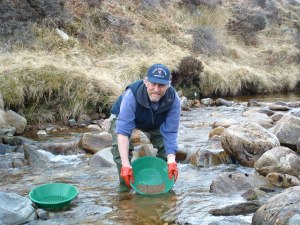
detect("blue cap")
[146,64,170,85]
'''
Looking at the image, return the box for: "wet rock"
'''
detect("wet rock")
[79,132,112,154]
[209,201,261,216]
[201,98,214,106]
[23,144,50,166]
[180,96,191,111]
[77,115,92,126]
[287,102,300,108]
[0,125,16,136]
[0,192,36,225]
[252,186,300,225]
[270,112,284,123]
[190,149,233,167]
[211,118,239,128]
[37,130,47,137]
[221,122,280,167]
[5,110,27,134]
[210,172,272,194]
[2,135,33,146]
[209,126,225,138]
[241,188,267,201]
[291,108,300,117]
[87,124,102,132]
[243,107,275,117]
[37,141,80,155]
[254,146,300,177]
[266,172,300,188]
[89,147,114,167]
[269,103,291,111]
[247,99,261,107]
[0,143,9,155]
[36,208,49,220]
[245,112,273,128]
[12,158,27,168]
[215,98,234,107]
[273,114,300,150]
[68,119,77,127]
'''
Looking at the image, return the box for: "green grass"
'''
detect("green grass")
[0,66,117,125]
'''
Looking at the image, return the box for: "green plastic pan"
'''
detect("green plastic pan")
[130,156,175,195]
[29,183,78,210]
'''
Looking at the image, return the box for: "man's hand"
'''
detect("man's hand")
[120,167,134,188]
[168,162,178,181]
[167,154,178,181]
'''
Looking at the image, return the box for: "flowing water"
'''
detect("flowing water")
[1,93,300,225]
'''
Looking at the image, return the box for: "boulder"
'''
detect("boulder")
[210,172,272,194]
[273,114,300,150]
[0,192,35,225]
[5,110,27,134]
[78,132,112,154]
[254,146,300,177]
[221,122,280,167]
[252,186,300,225]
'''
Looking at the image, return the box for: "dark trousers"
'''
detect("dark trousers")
[109,118,166,185]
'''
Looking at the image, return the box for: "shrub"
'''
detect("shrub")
[172,56,204,98]
[191,27,221,56]
[226,5,266,45]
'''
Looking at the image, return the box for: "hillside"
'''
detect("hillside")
[0,0,299,124]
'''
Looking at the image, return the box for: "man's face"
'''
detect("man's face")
[144,78,169,102]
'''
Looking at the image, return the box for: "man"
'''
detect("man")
[109,63,180,191]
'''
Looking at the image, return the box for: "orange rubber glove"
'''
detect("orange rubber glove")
[120,167,134,188]
[168,162,178,181]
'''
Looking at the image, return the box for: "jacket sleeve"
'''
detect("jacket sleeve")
[160,92,181,155]
[116,89,136,137]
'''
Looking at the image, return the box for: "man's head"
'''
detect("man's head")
[144,63,171,102]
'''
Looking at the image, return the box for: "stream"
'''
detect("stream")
[1,93,300,225]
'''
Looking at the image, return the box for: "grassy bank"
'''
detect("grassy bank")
[0,0,299,124]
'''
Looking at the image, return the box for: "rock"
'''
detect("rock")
[56,28,70,41]
[37,130,47,137]
[209,172,272,194]
[89,147,114,167]
[254,146,300,177]
[87,124,102,132]
[201,98,214,106]
[23,144,49,167]
[209,201,261,216]
[273,114,300,150]
[266,172,300,188]
[245,112,273,128]
[180,96,191,111]
[0,192,36,225]
[211,118,239,128]
[78,132,112,154]
[252,186,300,225]
[77,115,92,126]
[270,112,284,123]
[209,126,225,138]
[189,149,234,167]
[215,98,234,107]
[5,110,27,134]
[37,141,80,155]
[247,99,261,107]
[221,122,280,167]
[269,103,291,111]
[68,119,77,127]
